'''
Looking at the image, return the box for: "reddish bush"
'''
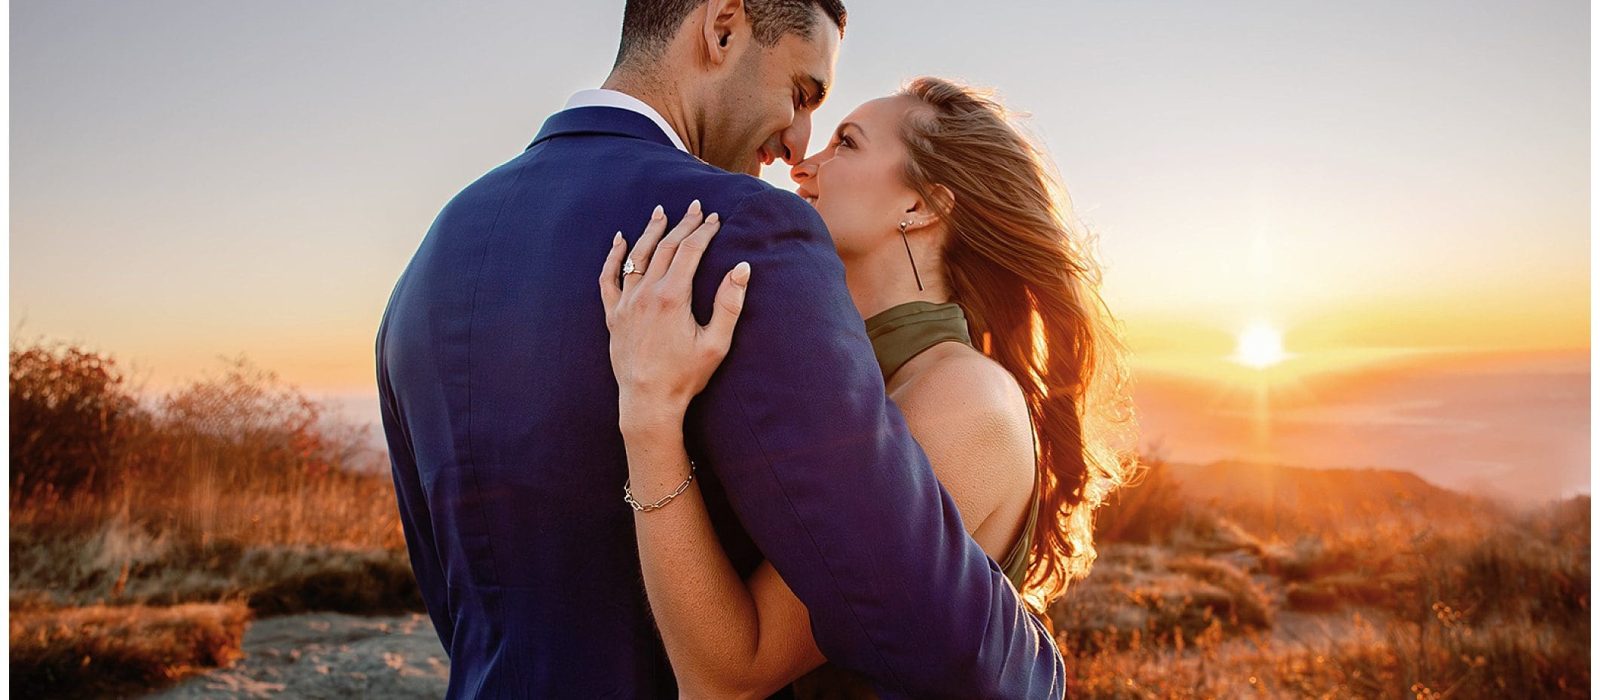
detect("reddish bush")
[10,341,146,499]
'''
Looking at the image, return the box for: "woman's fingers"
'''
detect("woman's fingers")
[703,261,751,357]
[621,204,670,291]
[662,213,721,294]
[642,200,705,286]
[599,230,627,314]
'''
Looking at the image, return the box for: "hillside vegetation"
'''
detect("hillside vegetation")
[10,339,1590,698]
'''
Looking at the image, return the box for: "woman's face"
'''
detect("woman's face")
[791,96,924,259]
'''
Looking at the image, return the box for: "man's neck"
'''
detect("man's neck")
[601,71,699,158]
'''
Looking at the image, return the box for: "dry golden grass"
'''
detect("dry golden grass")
[10,341,417,696]
[9,601,251,698]
[1047,457,1590,699]
[11,442,418,618]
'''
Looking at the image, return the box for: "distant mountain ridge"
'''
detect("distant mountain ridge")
[1162,459,1492,534]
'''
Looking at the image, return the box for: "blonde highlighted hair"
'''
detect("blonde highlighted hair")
[895,76,1141,613]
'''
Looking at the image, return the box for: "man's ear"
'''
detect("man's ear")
[701,0,745,66]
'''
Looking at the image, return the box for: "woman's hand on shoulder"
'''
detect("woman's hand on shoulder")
[598,200,753,434]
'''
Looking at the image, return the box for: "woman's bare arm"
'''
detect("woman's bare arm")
[598,202,813,697]
[598,202,1036,697]
[620,425,824,699]
[618,354,1036,698]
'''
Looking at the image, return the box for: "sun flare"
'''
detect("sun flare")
[1232,322,1289,368]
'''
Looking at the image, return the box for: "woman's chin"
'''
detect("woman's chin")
[810,202,836,229]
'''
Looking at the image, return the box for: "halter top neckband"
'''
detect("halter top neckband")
[862,300,973,382]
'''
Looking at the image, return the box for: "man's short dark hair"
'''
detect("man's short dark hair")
[616,0,847,66]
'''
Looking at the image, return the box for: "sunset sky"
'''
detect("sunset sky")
[9,2,1591,498]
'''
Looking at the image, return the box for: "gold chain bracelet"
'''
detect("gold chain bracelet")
[623,461,697,513]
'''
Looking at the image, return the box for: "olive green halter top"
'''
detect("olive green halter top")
[861,300,1040,590]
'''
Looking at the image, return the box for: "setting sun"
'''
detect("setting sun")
[1232,322,1289,368]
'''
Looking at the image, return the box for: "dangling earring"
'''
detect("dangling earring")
[898,220,925,292]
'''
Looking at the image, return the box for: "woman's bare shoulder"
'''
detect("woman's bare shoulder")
[893,344,1035,541]
[897,343,1029,427]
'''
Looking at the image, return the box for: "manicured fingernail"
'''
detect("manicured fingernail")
[706,212,719,224]
[613,231,623,245]
[732,261,751,287]
[689,199,701,214]
[652,205,664,219]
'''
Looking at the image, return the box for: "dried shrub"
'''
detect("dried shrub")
[1166,556,1275,629]
[10,602,250,698]
[11,340,408,618]
[10,340,146,499]
[1093,455,1188,544]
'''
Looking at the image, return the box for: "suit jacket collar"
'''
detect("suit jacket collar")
[528,106,679,151]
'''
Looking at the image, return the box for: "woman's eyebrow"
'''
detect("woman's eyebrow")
[836,121,866,142]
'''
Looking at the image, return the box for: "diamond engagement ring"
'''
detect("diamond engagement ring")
[621,257,644,276]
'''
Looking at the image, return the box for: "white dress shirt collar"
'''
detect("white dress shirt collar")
[563,88,689,153]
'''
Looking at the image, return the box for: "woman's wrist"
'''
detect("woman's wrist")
[618,399,687,441]
[618,409,695,503]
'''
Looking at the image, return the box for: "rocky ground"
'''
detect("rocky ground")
[135,552,1367,700]
[145,613,447,699]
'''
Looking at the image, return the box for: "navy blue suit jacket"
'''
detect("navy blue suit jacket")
[376,105,1065,699]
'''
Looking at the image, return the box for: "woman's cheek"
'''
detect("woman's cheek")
[819,206,859,256]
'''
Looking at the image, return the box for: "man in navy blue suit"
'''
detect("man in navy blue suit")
[376,1,1065,697]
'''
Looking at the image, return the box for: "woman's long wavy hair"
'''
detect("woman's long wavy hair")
[896,76,1141,613]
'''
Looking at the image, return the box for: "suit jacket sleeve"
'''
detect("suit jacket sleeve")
[682,187,1065,699]
[376,327,455,658]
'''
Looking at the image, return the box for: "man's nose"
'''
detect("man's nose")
[779,112,813,166]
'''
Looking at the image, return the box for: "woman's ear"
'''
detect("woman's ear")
[701,0,744,66]
[904,183,956,232]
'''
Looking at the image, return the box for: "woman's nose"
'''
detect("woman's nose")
[790,159,815,185]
